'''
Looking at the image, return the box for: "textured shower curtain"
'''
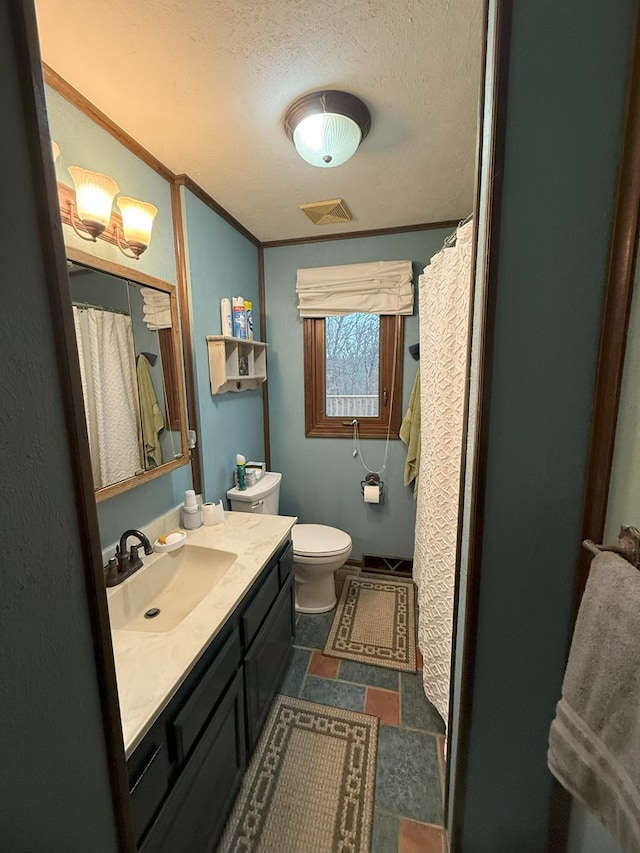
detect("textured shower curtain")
[413,219,474,724]
[73,307,142,489]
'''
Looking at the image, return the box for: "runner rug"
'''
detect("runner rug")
[217,695,378,853]
[324,575,417,672]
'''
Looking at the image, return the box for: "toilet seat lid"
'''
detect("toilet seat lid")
[292,524,352,557]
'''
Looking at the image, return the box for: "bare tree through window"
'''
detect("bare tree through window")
[325,313,380,417]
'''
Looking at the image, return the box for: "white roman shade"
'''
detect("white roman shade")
[296,259,414,317]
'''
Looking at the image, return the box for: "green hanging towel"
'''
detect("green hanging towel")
[400,368,421,497]
[136,355,164,468]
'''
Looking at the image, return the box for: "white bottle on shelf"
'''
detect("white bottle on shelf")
[220,298,232,337]
[232,296,247,339]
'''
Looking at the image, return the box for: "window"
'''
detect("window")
[303,313,403,438]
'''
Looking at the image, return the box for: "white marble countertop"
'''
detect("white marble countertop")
[108,511,296,757]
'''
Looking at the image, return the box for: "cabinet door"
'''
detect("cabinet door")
[244,574,295,752]
[140,669,246,853]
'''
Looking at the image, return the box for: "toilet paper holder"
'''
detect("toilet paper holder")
[361,472,384,499]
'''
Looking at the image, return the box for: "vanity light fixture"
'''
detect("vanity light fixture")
[67,166,120,241]
[51,140,60,163]
[283,90,371,168]
[64,165,157,259]
[115,197,158,260]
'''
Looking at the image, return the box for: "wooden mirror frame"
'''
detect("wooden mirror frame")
[66,246,190,502]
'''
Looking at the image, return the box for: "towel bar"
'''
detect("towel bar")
[582,525,640,568]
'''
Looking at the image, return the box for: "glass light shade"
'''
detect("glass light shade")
[116,197,158,249]
[68,166,119,231]
[51,140,60,163]
[293,112,362,168]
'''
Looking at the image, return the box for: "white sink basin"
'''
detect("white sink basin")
[108,545,237,633]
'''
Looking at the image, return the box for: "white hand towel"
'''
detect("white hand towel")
[143,308,172,329]
[141,287,169,303]
[143,295,169,307]
[548,551,640,852]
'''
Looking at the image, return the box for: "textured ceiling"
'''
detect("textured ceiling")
[34,0,483,242]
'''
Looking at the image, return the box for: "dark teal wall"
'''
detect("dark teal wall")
[0,5,118,849]
[263,229,450,560]
[182,189,264,503]
[457,1,637,850]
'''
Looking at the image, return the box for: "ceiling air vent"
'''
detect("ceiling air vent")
[299,198,352,226]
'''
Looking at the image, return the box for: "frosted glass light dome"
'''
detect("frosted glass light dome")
[293,112,362,168]
[116,197,158,250]
[68,166,119,236]
[284,90,371,169]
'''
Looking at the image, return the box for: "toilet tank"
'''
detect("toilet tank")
[226,471,281,514]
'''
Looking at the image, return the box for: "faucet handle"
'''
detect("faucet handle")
[130,540,152,558]
[104,557,119,586]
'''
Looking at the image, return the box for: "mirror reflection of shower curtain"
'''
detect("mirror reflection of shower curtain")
[72,306,143,489]
[413,219,474,724]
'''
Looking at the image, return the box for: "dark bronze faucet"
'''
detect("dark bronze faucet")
[104,529,153,587]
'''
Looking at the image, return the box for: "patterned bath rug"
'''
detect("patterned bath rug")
[217,694,378,853]
[324,575,417,672]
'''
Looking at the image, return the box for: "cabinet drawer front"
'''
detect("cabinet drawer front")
[173,628,241,763]
[242,561,279,649]
[278,540,294,587]
[141,669,246,853]
[129,741,170,844]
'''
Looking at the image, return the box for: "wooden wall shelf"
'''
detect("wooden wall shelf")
[206,336,267,394]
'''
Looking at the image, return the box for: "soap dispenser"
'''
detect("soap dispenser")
[181,489,203,530]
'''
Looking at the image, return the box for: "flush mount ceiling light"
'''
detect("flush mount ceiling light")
[284,90,371,168]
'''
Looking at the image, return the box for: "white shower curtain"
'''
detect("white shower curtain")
[73,307,142,489]
[413,219,474,724]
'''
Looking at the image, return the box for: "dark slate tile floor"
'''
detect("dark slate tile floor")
[274,573,448,853]
[302,675,366,711]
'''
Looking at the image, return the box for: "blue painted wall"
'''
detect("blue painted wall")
[44,85,193,547]
[181,188,264,505]
[45,87,176,285]
[263,228,450,560]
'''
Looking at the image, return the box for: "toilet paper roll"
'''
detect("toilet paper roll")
[202,501,225,525]
[363,484,380,504]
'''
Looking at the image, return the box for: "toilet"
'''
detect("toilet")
[226,471,352,613]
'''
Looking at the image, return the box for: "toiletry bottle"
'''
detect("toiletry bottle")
[181,489,203,529]
[244,300,254,340]
[232,297,247,339]
[236,454,247,491]
[220,298,232,337]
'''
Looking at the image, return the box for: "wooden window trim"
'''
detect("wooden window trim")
[303,314,404,438]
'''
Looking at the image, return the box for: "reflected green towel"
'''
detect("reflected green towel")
[137,355,164,468]
[400,368,420,497]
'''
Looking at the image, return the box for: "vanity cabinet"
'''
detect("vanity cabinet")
[130,538,295,852]
[206,335,267,394]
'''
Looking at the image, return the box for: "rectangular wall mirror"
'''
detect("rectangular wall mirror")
[66,248,189,501]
